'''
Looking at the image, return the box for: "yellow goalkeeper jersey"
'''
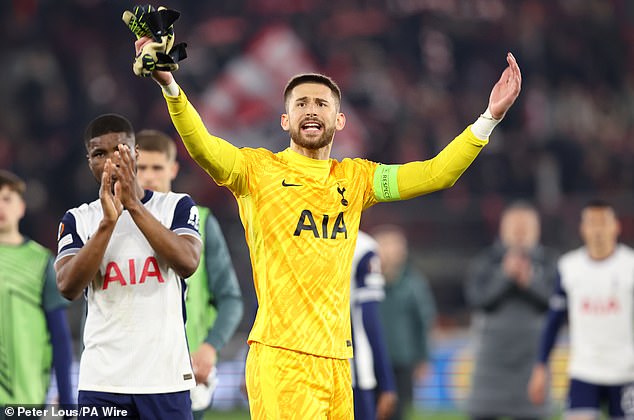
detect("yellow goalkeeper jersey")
[166,89,488,359]
[238,147,377,358]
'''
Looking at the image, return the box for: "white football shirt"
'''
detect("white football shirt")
[557,244,634,384]
[56,190,201,394]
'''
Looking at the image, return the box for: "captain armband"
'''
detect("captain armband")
[373,164,401,202]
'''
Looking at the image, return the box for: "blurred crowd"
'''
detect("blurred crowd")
[3,0,634,323]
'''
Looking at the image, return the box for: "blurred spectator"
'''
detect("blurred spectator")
[373,225,436,420]
[464,201,558,420]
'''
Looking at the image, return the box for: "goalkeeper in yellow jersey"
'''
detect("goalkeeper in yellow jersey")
[125,7,521,418]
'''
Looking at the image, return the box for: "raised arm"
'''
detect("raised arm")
[133,38,248,195]
[374,53,522,202]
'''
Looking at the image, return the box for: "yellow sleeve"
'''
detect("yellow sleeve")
[164,89,248,196]
[373,126,488,201]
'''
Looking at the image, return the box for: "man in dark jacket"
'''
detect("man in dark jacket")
[464,201,558,420]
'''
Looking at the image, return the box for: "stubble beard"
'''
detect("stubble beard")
[290,125,336,150]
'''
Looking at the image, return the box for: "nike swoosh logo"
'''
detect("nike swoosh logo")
[282,180,302,187]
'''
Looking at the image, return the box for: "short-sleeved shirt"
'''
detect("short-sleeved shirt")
[554,245,634,384]
[56,190,200,393]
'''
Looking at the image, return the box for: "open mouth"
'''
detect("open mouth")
[301,120,323,134]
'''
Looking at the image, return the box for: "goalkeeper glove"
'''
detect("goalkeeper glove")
[122,5,187,77]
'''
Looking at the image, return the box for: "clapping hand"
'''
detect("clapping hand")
[503,248,533,288]
[100,158,123,224]
[110,144,141,211]
[100,144,140,220]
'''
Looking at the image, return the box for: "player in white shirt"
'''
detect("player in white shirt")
[55,114,202,420]
[528,200,634,420]
[350,231,397,420]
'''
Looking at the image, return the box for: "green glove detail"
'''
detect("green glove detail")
[123,5,187,77]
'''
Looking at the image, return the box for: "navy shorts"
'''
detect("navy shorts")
[567,378,634,418]
[78,390,192,420]
[353,388,376,420]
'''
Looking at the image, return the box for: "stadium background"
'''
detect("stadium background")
[5,0,634,417]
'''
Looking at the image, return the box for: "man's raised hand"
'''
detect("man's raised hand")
[134,36,174,86]
[123,5,187,77]
[488,52,522,120]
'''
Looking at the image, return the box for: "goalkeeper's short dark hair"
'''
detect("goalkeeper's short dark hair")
[283,73,342,111]
[84,114,135,149]
[136,129,177,162]
[0,169,26,198]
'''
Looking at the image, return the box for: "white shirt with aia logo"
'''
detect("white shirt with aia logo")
[56,190,201,394]
[555,244,634,384]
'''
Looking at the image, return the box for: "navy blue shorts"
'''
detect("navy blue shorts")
[567,378,634,418]
[353,388,376,420]
[78,390,192,420]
